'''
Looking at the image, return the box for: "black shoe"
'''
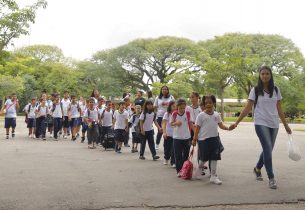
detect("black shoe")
[139,156,145,160]
[12,133,15,138]
[253,167,263,181]
[124,144,130,147]
[6,135,9,139]
[153,155,160,160]
[81,137,85,143]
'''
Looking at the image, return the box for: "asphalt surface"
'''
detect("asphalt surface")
[0,118,304,210]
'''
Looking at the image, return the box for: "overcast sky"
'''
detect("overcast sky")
[11,0,305,60]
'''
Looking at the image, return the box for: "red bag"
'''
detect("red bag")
[178,147,194,180]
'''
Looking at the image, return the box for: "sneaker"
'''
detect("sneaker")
[135,149,138,152]
[6,135,9,139]
[42,137,46,141]
[163,160,169,165]
[139,156,145,160]
[12,133,15,138]
[253,167,263,181]
[155,144,159,150]
[81,137,85,143]
[54,137,58,141]
[49,134,53,138]
[210,175,222,185]
[171,164,176,168]
[124,144,130,147]
[269,178,277,189]
[177,173,181,178]
[63,135,67,139]
[153,155,160,161]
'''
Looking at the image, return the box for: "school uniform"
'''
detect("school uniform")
[61,99,71,129]
[69,103,81,128]
[139,112,157,158]
[128,114,141,144]
[52,103,63,139]
[100,109,114,143]
[163,112,175,165]
[113,110,129,142]
[25,104,37,129]
[171,111,192,173]
[195,112,222,162]
[124,106,133,146]
[36,105,48,138]
[154,95,175,145]
[84,108,99,145]
[4,99,17,129]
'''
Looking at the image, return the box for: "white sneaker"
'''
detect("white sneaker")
[49,134,53,138]
[155,144,159,150]
[163,160,169,165]
[63,135,67,139]
[171,164,176,168]
[210,175,222,185]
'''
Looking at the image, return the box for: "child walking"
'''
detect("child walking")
[0,93,20,139]
[113,101,129,153]
[51,94,64,140]
[162,100,176,166]
[83,97,100,149]
[36,98,49,140]
[192,95,230,185]
[139,100,161,160]
[128,105,142,153]
[100,100,114,146]
[170,98,193,176]
[25,97,37,138]
[68,95,82,141]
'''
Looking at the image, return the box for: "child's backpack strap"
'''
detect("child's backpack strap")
[51,103,56,112]
[28,104,31,113]
[101,109,106,119]
[186,111,192,132]
[172,111,178,122]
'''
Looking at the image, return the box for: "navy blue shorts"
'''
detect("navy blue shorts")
[63,116,70,128]
[114,129,127,142]
[27,118,36,128]
[5,118,16,128]
[198,136,221,161]
[71,118,81,127]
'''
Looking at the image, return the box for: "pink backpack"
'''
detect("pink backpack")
[178,147,194,180]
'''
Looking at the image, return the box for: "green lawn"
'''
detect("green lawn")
[294,128,305,132]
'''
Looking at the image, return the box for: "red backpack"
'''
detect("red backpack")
[178,147,194,180]
[172,110,192,133]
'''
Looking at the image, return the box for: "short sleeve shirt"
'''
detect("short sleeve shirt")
[139,112,155,132]
[163,112,173,137]
[249,87,282,128]
[5,99,17,118]
[113,110,129,130]
[154,95,175,118]
[195,112,222,140]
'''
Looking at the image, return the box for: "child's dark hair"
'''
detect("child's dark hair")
[191,92,201,100]
[202,95,217,108]
[70,94,76,98]
[118,101,125,106]
[176,98,187,107]
[105,100,112,106]
[143,99,154,113]
[167,100,176,113]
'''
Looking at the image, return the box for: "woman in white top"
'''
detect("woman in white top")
[230,66,292,189]
[154,85,175,149]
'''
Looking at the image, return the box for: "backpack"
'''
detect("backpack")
[52,102,63,113]
[178,147,194,180]
[254,86,278,109]
[172,110,192,132]
[129,114,141,135]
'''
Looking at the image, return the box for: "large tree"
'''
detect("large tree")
[93,36,208,90]
[0,0,47,52]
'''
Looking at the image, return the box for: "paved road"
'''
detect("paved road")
[0,118,304,210]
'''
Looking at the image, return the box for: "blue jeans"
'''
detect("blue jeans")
[255,125,279,179]
[53,118,63,138]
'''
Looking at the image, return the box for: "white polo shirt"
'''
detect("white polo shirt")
[195,112,222,141]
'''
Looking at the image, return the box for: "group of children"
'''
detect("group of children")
[1,89,232,185]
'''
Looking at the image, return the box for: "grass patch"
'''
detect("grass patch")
[224,117,253,122]
[294,128,305,132]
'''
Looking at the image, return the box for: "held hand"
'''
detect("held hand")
[163,133,167,140]
[176,120,182,127]
[284,124,292,134]
[125,127,129,133]
[192,137,198,146]
[229,123,237,131]
[159,128,163,133]
[141,130,145,136]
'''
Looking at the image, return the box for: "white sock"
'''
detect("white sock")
[210,160,217,176]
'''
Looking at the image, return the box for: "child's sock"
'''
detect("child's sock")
[210,160,217,176]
